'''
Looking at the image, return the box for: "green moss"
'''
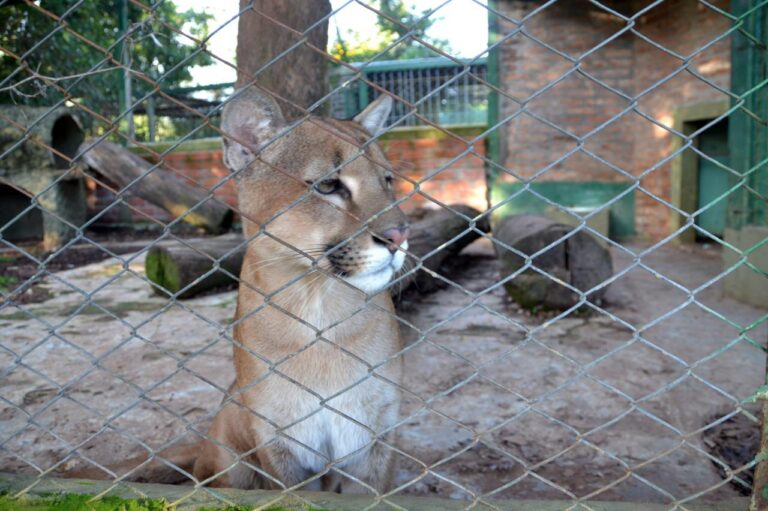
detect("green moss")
[145,250,181,294]
[0,275,17,292]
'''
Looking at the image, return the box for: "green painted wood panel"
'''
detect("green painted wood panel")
[696,120,730,237]
[489,181,636,240]
[728,0,768,230]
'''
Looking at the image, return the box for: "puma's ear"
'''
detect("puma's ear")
[221,86,286,172]
[354,94,393,135]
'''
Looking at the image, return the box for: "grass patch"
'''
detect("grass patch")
[0,493,325,511]
[0,275,18,292]
[0,493,166,511]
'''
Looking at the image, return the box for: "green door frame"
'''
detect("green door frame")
[669,99,730,243]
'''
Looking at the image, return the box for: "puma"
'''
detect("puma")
[190,87,409,493]
[62,88,408,493]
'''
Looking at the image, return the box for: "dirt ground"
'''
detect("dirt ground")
[0,227,218,305]
[0,238,764,505]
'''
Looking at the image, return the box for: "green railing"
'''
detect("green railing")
[330,57,488,127]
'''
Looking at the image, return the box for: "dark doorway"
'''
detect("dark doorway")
[0,184,42,241]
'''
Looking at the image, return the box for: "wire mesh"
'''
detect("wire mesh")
[0,0,767,510]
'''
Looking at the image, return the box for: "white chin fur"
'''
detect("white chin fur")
[342,241,408,295]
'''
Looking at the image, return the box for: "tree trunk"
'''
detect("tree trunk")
[235,0,332,120]
[144,205,489,299]
[493,214,613,310]
[145,234,245,299]
[80,140,233,234]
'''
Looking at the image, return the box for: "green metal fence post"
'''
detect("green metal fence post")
[116,0,132,144]
[357,71,370,113]
[486,0,501,210]
[729,0,768,231]
[732,2,768,510]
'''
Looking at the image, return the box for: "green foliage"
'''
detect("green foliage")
[0,275,17,292]
[377,0,450,54]
[331,0,451,62]
[0,493,167,511]
[0,1,212,119]
[0,492,327,511]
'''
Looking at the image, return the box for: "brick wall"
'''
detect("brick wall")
[493,0,731,239]
[383,127,488,213]
[86,127,488,227]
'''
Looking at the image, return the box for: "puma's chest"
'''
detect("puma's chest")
[277,380,399,473]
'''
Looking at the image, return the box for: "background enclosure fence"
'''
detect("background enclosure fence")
[329,57,489,127]
[0,0,767,510]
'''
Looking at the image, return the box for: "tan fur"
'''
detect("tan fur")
[59,90,405,492]
[192,89,407,493]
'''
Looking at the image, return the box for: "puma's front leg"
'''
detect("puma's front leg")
[256,441,314,490]
[193,438,260,489]
[341,439,395,495]
[193,403,263,489]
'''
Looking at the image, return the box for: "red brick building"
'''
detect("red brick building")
[490,0,732,240]
[86,0,733,243]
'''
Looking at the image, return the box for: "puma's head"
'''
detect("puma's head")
[220,87,409,295]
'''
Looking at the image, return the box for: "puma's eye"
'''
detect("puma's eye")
[311,178,343,195]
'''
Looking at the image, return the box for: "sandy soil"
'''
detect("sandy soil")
[0,238,764,506]
[395,239,765,504]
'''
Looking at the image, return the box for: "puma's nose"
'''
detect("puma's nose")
[378,226,410,254]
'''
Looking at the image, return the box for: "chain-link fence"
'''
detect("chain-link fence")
[1,0,767,509]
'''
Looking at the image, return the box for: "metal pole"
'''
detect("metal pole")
[736,0,768,508]
[147,95,156,143]
[118,0,134,141]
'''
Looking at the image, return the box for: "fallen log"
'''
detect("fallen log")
[493,214,613,310]
[398,205,490,293]
[145,205,489,299]
[80,140,233,233]
[145,234,244,298]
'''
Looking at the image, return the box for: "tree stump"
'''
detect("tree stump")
[493,214,613,310]
[145,234,244,298]
[400,205,490,293]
